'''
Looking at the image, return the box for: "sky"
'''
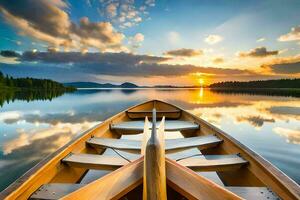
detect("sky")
[0,0,300,86]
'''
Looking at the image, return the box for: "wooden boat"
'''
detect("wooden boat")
[1,100,299,200]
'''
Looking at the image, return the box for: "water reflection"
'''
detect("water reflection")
[274,127,300,144]
[0,88,300,190]
[3,122,98,155]
[0,90,71,107]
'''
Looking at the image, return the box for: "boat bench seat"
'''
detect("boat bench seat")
[62,153,246,172]
[126,110,181,119]
[87,135,222,153]
[178,154,248,171]
[62,153,138,170]
[110,120,199,134]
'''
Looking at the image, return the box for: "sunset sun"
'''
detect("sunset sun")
[0,0,299,197]
[198,78,205,86]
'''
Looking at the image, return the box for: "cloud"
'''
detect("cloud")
[0,111,21,123]
[145,0,155,7]
[238,47,279,57]
[274,127,300,144]
[106,3,118,18]
[70,17,125,51]
[204,34,223,45]
[278,25,300,42]
[0,0,125,52]
[17,51,169,65]
[164,48,203,57]
[133,33,144,43]
[128,33,144,49]
[212,57,224,64]
[259,53,300,74]
[236,115,275,127]
[268,106,300,116]
[0,51,256,78]
[267,61,300,74]
[3,122,97,155]
[99,0,154,29]
[256,37,266,42]
[0,50,20,58]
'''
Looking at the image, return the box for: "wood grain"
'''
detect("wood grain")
[61,157,143,200]
[143,111,167,200]
[166,158,242,200]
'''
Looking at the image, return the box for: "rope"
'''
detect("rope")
[175,153,202,161]
[110,148,132,163]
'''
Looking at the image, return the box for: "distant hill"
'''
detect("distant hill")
[209,79,300,88]
[63,82,202,88]
[64,82,139,88]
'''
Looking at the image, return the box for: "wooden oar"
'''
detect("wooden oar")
[143,109,167,200]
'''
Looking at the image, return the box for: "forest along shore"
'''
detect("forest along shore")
[209,79,300,97]
[0,71,76,106]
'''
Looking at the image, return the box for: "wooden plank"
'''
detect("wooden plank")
[143,110,167,200]
[165,134,222,152]
[127,110,180,114]
[0,99,135,200]
[166,158,242,200]
[110,120,199,134]
[104,148,202,162]
[87,135,222,153]
[177,101,300,199]
[127,110,181,119]
[178,154,248,171]
[30,184,84,200]
[87,137,140,152]
[166,148,202,161]
[226,187,280,200]
[62,153,132,170]
[61,157,144,200]
[141,117,150,155]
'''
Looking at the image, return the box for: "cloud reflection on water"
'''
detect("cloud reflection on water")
[3,122,98,155]
[274,127,300,144]
[0,88,300,190]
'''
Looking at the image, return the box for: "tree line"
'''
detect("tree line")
[0,71,76,91]
[209,79,300,88]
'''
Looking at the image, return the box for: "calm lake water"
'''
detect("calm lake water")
[0,88,299,191]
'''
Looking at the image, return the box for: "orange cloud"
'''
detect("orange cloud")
[278,25,300,42]
[238,47,278,57]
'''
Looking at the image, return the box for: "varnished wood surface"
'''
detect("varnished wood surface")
[1,99,300,200]
[62,153,133,170]
[168,100,300,199]
[87,134,221,152]
[143,112,167,200]
[110,120,199,134]
[127,110,181,119]
[61,157,144,200]
[226,187,280,200]
[30,184,84,200]
[0,100,137,200]
[178,154,248,171]
[166,158,242,200]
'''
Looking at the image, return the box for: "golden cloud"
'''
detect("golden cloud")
[238,47,278,57]
[278,25,300,42]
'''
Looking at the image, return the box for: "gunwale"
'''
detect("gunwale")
[0,99,299,200]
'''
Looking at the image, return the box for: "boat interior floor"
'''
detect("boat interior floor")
[29,118,281,200]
